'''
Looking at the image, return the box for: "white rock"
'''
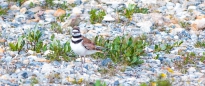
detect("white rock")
[188,6,197,10]
[29,6,42,13]
[103,14,115,22]
[27,50,36,55]
[166,2,175,10]
[10,5,20,10]
[72,7,82,14]
[191,18,205,31]
[141,0,156,4]
[41,64,55,73]
[23,59,30,65]
[188,67,196,74]
[181,75,188,81]
[106,7,114,14]
[102,1,123,5]
[174,35,179,39]
[20,7,27,14]
[44,50,54,56]
[170,28,185,35]
[136,21,152,33]
[195,72,204,77]
[0,74,10,80]
[67,0,75,4]
[44,14,56,22]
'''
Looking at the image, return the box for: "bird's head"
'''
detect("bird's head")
[72,26,81,37]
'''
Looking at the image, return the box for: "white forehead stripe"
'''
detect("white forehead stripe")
[72,32,81,36]
[73,30,79,33]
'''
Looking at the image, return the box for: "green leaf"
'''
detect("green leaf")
[131,56,138,64]
[94,80,101,86]
[127,37,132,47]
[17,37,23,49]
[51,34,55,41]
[9,43,17,51]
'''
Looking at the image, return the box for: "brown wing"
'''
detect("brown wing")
[82,37,96,50]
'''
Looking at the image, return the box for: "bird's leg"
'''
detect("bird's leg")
[80,55,83,73]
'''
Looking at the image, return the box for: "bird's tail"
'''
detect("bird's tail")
[95,46,106,53]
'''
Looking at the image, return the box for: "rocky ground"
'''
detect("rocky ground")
[0,0,205,86]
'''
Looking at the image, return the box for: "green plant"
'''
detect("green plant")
[156,80,172,86]
[123,4,136,20]
[16,0,26,6]
[47,39,72,61]
[183,52,196,65]
[26,27,46,53]
[69,3,76,8]
[9,36,25,53]
[194,41,205,48]
[30,77,39,86]
[174,52,198,74]
[144,74,172,86]
[51,22,63,33]
[179,21,190,29]
[0,7,8,15]
[70,78,83,85]
[139,82,147,86]
[60,1,68,10]
[122,4,149,21]
[93,80,106,86]
[94,35,148,66]
[89,9,106,24]
[29,2,35,8]
[154,41,183,53]
[200,52,205,62]
[45,0,54,9]
[57,14,70,22]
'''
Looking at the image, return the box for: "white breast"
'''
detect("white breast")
[70,40,98,56]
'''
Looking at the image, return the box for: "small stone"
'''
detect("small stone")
[28,50,36,55]
[34,58,50,63]
[0,48,4,53]
[10,5,20,10]
[188,67,196,74]
[114,80,120,86]
[188,6,196,10]
[0,39,6,42]
[44,50,54,56]
[99,32,110,37]
[22,72,28,79]
[136,21,152,33]
[20,7,27,14]
[29,6,42,13]
[72,7,82,14]
[196,15,205,19]
[23,59,30,65]
[191,18,205,31]
[44,10,55,14]
[101,58,112,66]
[53,9,66,17]
[103,14,115,22]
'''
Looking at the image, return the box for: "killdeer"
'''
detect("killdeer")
[70,26,103,71]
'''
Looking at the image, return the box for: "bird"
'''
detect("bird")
[70,26,104,72]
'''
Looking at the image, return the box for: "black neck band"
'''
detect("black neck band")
[72,39,83,44]
[72,35,82,38]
